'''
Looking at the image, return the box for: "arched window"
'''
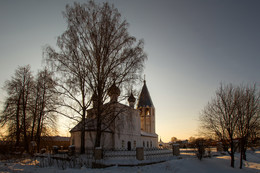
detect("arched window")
[146,109,150,116]
[122,140,125,148]
[127,141,131,151]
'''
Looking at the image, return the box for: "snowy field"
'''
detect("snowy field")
[0,150,259,173]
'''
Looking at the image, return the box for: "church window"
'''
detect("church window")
[134,141,136,148]
[122,140,125,148]
[150,141,152,148]
[147,141,149,148]
[143,141,145,147]
[146,109,150,116]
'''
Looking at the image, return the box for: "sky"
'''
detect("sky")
[0,0,259,142]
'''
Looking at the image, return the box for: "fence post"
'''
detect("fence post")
[68,145,75,156]
[136,147,144,160]
[172,144,180,156]
[52,146,59,154]
[94,147,103,160]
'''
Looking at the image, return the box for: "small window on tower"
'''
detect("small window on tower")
[146,109,150,116]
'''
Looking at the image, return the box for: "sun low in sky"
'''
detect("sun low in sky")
[0,0,259,142]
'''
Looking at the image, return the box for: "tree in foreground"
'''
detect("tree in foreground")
[236,84,259,168]
[200,83,259,168]
[0,65,58,153]
[0,65,33,151]
[30,68,59,152]
[45,1,146,154]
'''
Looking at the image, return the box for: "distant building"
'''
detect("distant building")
[40,136,70,150]
[70,80,158,151]
[158,138,172,149]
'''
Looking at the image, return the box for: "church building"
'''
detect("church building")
[70,80,158,151]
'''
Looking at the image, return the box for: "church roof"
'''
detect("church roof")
[141,130,158,138]
[137,80,154,108]
[70,119,113,133]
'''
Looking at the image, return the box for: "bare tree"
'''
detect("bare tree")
[0,65,33,152]
[171,137,178,143]
[0,66,59,153]
[236,84,259,169]
[45,1,146,153]
[30,68,59,151]
[200,83,260,168]
[200,84,239,168]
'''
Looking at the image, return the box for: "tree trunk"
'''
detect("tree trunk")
[242,137,247,161]
[240,139,244,169]
[94,99,102,148]
[30,111,37,142]
[22,95,29,152]
[36,110,43,152]
[80,108,86,154]
[230,141,235,168]
[30,95,39,141]
[95,121,102,148]
[15,110,20,147]
[15,93,21,147]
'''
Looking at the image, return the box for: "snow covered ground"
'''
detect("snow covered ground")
[0,150,259,173]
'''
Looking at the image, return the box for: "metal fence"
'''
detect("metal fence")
[36,147,175,169]
[103,149,136,159]
[103,148,173,160]
[144,148,173,160]
[35,149,94,169]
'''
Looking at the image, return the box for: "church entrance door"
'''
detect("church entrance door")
[127,141,131,151]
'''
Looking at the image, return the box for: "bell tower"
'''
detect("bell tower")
[137,80,155,134]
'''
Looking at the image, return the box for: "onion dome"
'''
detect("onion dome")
[128,92,136,103]
[128,92,136,108]
[108,82,120,102]
[91,92,98,108]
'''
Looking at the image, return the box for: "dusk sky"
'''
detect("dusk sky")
[0,0,259,141]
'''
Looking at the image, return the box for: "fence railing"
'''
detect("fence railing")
[103,149,136,159]
[102,148,174,161]
[144,148,173,160]
[36,147,178,168]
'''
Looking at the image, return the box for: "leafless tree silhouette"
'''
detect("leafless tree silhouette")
[45,1,146,153]
[200,83,259,168]
[0,66,59,153]
[236,84,259,169]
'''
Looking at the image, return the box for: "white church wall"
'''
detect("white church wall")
[141,136,158,148]
[114,106,140,136]
[84,131,114,149]
[112,105,144,150]
[114,133,142,149]
[70,131,81,152]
